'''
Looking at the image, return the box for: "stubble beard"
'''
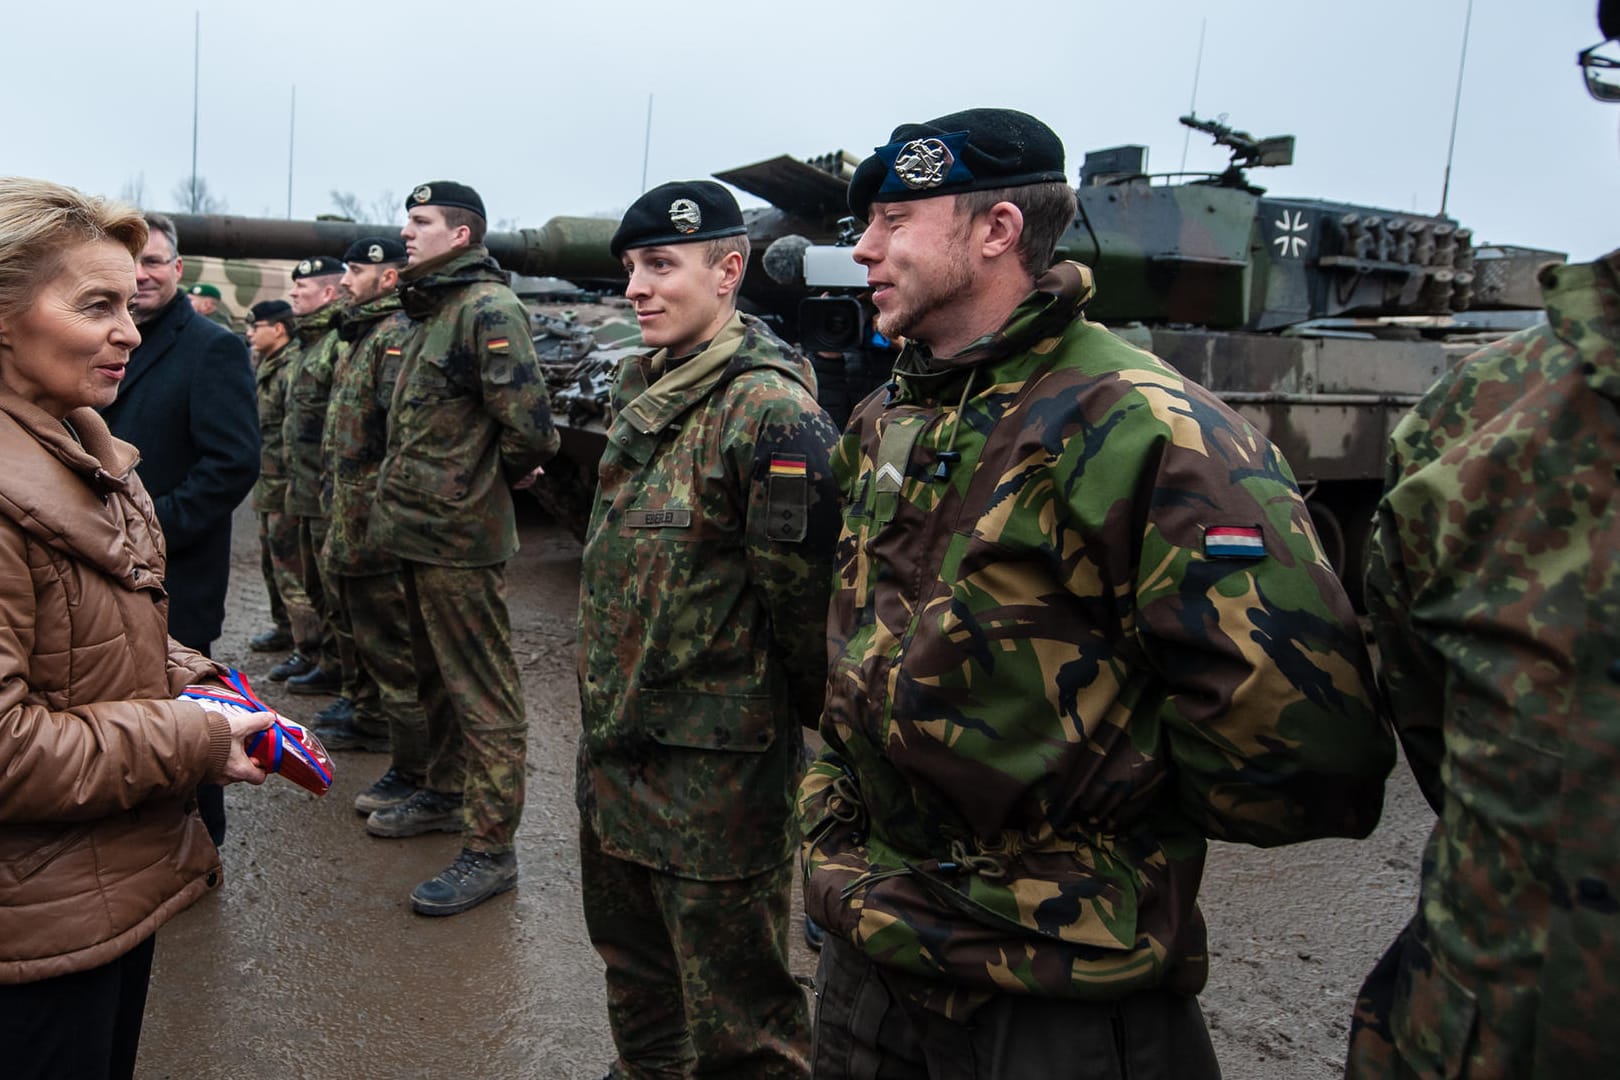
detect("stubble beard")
[873,246,975,350]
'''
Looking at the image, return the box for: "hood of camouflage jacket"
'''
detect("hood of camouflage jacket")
[892,261,1097,397]
[295,299,343,344]
[397,246,509,320]
[337,290,404,343]
[616,311,815,438]
[1543,250,1620,402]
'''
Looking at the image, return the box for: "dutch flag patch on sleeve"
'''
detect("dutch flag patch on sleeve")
[1204,525,1266,559]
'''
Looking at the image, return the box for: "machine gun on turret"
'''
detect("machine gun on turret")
[1178,113,1296,190]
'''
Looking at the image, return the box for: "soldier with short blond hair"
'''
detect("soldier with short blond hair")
[576,180,840,1079]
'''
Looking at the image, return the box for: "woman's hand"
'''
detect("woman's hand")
[219,710,275,785]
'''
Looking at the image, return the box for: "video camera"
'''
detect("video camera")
[764,219,877,353]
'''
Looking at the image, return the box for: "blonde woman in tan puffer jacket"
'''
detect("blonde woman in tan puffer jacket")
[0,177,273,1080]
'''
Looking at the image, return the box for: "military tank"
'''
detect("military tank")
[167,114,1562,600]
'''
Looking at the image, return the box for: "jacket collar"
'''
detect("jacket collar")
[296,299,344,342]
[1544,251,1620,401]
[892,261,1095,399]
[123,290,193,397]
[619,312,748,436]
[338,291,404,342]
[0,392,154,583]
[398,245,507,319]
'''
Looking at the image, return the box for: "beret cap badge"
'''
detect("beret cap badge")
[668,198,702,234]
[893,137,955,190]
[848,109,1067,219]
[412,184,432,204]
[367,243,385,263]
[296,259,312,276]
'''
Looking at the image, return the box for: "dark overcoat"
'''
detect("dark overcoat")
[100,291,259,649]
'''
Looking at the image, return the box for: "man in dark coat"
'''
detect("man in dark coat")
[100,211,260,844]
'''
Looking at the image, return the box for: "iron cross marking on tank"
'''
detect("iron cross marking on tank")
[1273,210,1309,257]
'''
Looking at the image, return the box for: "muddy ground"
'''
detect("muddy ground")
[136,501,1431,1080]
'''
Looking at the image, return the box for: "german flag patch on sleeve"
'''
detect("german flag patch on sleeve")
[765,454,809,542]
[486,336,511,353]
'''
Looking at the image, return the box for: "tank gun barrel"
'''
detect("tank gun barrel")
[169,212,623,283]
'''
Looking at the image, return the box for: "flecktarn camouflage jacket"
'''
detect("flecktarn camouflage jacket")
[283,301,345,517]
[251,338,297,514]
[577,313,841,880]
[371,246,559,567]
[799,262,1393,1017]
[320,292,410,578]
[1350,253,1620,1079]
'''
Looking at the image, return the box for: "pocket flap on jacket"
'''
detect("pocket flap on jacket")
[2,824,89,886]
[639,690,777,753]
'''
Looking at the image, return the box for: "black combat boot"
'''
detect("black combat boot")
[249,627,294,653]
[313,716,390,754]
[267,651,316,681]
[365,788,464,838]
[353,768,419,815]
[410,848,518,916]
[286,665,342,696]
[313,697,354,725]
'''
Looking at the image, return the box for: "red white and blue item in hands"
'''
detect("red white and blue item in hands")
[179,669,334,796]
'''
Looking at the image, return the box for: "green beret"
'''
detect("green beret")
[848,107,1068,220]
[189,282,222,299]
[610,180,747,258]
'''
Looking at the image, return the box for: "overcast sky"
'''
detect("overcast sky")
[4,0,1613,260]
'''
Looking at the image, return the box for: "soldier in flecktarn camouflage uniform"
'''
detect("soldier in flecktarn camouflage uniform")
[281,256,350,702]
[1344,7,1620,1076]
[366,181,559,916]
[799,109,1395,1077]
[248,300,319,673]
[577,181,839,1080]
[313,237,434,788]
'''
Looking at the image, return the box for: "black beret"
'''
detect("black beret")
[406,180,486,220]
[610,180,747,258]
[291,255,345,280]
[249,299,294,324]
[848,108,1068,220]
[343,236,408,265]
[1604,0,1620,41]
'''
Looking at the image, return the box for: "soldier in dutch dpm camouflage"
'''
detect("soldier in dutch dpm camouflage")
[576,181,839,1080]
[1344,4,1620,1077]
[365,181,558,916]
[797,108,1395,1078]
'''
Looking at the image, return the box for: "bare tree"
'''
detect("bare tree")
[172,175,227,213]
[330,189,401,225]
[119,173,148,207]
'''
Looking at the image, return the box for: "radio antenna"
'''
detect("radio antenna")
[1179,19,1208,174]
[1440,0,1475,217]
